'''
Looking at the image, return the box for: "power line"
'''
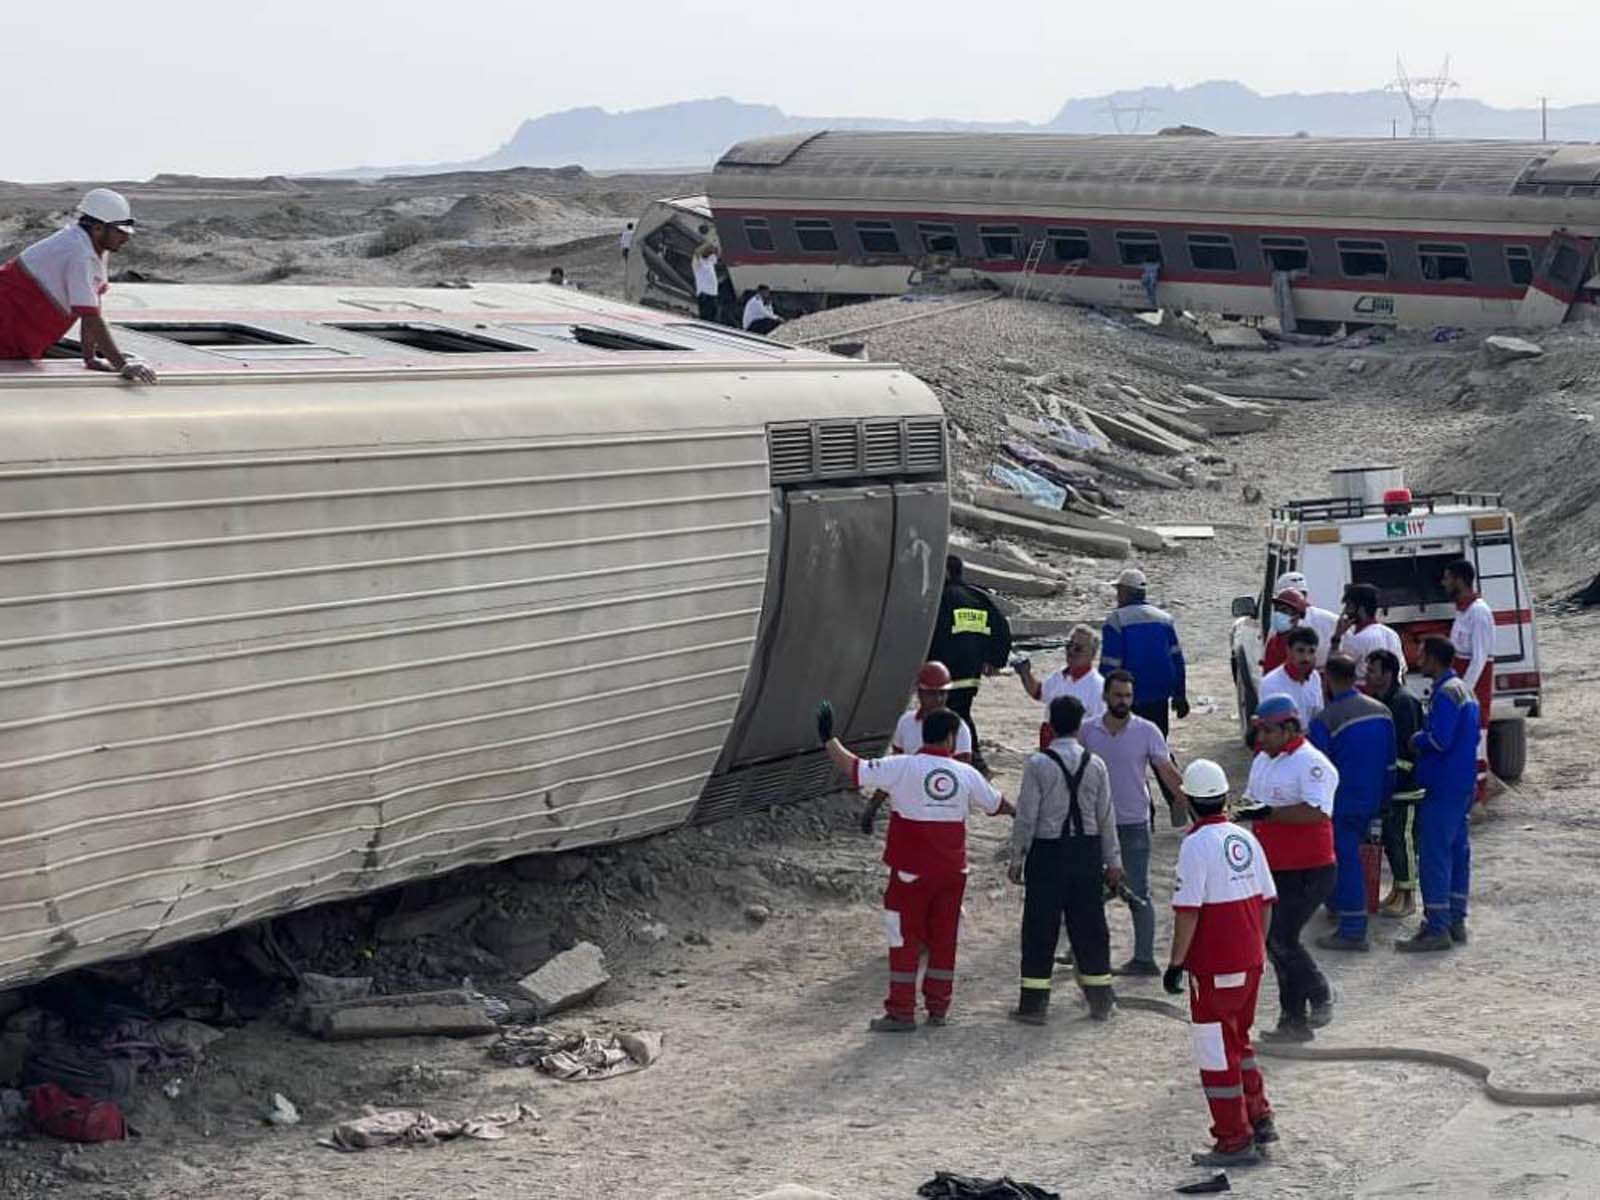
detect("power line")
[1099,96,1161,135]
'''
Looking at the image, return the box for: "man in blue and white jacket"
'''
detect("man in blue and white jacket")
[1398,636,1480,953]
[1101,567,1188,815]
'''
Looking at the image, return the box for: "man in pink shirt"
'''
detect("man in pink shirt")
[1081,669,1185,976]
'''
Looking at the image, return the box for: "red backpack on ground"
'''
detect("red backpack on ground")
[27,1082,127,1142]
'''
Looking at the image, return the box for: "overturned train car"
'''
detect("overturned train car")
[0,283,949,988]
[698,130,1600,332]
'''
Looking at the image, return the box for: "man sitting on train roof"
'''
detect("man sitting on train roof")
[0,189,157,384]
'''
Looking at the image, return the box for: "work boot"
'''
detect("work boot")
[1190,1143,1262,1168]
[1378,890,1416,918]
[1011,987,1050,1026]
[868,1015,918,1033]
[1113,957,1161,977]
[1252,1116,1279,1147]
[1259,1017,1313,1044]
[924,1012,949,1027]
[1307,999,1335,1029]
[1315,932,1370,952]
[1449,920,1470,945]
[1084,985,1117,1021]
[1395,927,1453,953]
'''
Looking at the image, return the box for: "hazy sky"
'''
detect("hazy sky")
[6,0,1594,181]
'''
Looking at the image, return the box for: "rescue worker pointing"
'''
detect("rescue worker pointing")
[1165,759,1278,1169]
[928,555,1012,776]
[819,701,1012,1030]
[0,189,156,383]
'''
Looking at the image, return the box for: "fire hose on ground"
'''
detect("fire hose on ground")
[1114,994,1600,1108]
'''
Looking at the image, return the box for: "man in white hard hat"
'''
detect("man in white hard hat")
[1165,759,1279,1168]
[0,189,156,383]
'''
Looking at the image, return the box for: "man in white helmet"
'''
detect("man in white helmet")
[0,188,156,383]
[1165,759,1279,1168]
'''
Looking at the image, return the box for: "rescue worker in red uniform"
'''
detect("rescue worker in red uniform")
[820,702,1011,1030]
[1165,759,1279,1169]
[0,189,156,383]
[1443,560,1495,807]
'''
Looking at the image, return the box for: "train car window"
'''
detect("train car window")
[917,222,959,255]
[1336,239,1389,280]
[855,220,901,255]
[979,225,1022,260]
[794,219,839,253]
[1547,243,1583,287]
[1260,236,1311,273]
[743,218,776,253]
[1115,231,1163,267]
[327,323,531,353]
[1187,233,1238,272]
[1047,228,1091,263]
[117,322,309,347]
[1505,245,1534,286]
[1417,242,1472,283]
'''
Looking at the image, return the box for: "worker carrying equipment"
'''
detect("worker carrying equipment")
[0,189,156,383]
[928,555,1012,775]
[1167,758,1279,1169]
[819,702,1011,1030]
[1009,695,1122,1024]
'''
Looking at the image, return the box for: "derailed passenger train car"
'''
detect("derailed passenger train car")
[703,131,1600,332]
[0,282,948,988]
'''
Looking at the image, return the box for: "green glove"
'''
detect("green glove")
[816,700,835,744]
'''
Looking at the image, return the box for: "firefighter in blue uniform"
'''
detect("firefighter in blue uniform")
[1397,636,1480,953]
[1308,654,1396,952]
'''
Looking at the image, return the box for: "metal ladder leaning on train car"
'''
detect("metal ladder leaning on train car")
[1018,239,1085,305]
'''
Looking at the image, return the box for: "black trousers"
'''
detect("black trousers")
[696,294,719,322]
[1020,835,1111,1010]
[745,317,782,335]
[945,686,984,765]
[1382,797,1419,889]
[1131,699,1179,811]
[1267,864,1336,1022]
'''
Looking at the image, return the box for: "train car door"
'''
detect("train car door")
[1515,231,1596,329]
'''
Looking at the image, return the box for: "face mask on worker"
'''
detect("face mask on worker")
[1270,610,1293,634]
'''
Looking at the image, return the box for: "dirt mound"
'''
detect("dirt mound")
[434,191,570,238]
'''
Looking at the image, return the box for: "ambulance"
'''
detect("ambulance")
[1229,466,1539,779]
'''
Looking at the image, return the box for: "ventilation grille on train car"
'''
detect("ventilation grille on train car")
[691,743,879,826]
[766,417,945,484]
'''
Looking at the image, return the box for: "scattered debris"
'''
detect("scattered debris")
[1242,484,1264,504]
[952,501,1131,560]
[1147,524,1216,541]
[744,903,772,925]
[509,852,592,884]
[1204,325,1270,351]
[266,1092,301,1126]
[744,1188,843,1200]
[320,1101,539,1151]
[26,1082,127,1143]
[973,487,1166,553]
[298,974,375,1006]
[489,1025,663,1081]
[303,989,499,1041]
[960,560,1067,598]
[516,941,610,1019]
[1483,335,1545,364]
[916,1171,1061,1199]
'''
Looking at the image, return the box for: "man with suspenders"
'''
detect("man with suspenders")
[1008,695,1123,1024]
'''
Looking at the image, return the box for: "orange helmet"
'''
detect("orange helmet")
[916,661,953,691]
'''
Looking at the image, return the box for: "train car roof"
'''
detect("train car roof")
[0,282,847,384]
[712,131,1600,224]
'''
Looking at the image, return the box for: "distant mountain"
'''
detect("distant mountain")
[318,85,1600,178]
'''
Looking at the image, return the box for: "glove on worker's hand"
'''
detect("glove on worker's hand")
[1009,655,1030,673]
[1163,965,1185,996]
[858,806,877,836]
[1173,697,1191,720]
[815,700,835,744]
[1233,804,1273,822]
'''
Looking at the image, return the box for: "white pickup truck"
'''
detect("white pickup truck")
[1229,466,1539,779]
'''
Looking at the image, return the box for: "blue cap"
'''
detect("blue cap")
[1254,694,1299,725]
